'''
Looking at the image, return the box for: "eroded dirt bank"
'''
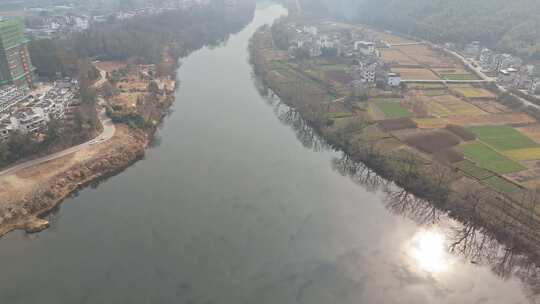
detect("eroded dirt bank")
[0,125,148,235]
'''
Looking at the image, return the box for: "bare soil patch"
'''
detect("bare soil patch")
[404,130,461,154]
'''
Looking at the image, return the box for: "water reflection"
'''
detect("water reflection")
[408,229,451,273]
[264,91,540,298]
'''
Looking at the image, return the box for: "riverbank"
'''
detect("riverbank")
[0,61,177,236]
[250,23,540,264]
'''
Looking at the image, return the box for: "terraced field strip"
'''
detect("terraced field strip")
[483,176,524,196]
[433,95,486,117]
[452,87,495,99]
[375,100,411,118]
[413,117,449,129]
[457,141,526,174]
[393,68,440,80]
[505,147,540,161]
[455,159,495,180]
[422,89,448,97]
[407,83,446,90]
[469,125,540,151]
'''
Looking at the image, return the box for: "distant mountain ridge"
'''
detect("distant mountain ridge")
[300,0,540,59]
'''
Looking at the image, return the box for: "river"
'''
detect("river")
[0,3,536,303]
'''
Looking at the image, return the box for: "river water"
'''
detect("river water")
[0,4,536,303]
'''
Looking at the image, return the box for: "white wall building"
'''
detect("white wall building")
[354,41,375,56]
[387,73,402,87]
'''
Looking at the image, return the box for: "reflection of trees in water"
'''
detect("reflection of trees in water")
[257,82,540,295]
[262,89,328,152]
[332,153,540,295]
[331,154,388,193]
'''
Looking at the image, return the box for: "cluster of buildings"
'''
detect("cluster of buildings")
[464,41,539,95]
[25,13,90,40]
[23,0,212,40]
[0,80,79,141]
[0,18,78,141]
[287,24,400,89]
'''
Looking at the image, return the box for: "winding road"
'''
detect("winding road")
[0,102,115,177]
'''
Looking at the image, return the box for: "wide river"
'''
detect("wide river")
[0,4,537,303]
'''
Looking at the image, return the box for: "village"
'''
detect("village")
[19,0,212,40]
[0,79,79,141]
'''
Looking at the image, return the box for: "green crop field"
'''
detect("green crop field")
[484,176,523,196]
[469,125,539,151]
[376,101,411,118]
[455,159,495,179]
[422,89,448,96]
[440,74,478,81]
[457,141,525,174]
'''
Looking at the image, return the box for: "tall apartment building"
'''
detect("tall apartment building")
[0,18,35,90]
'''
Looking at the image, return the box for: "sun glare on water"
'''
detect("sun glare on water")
[408,230,449,273]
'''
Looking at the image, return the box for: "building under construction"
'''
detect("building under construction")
[0,18,35,90]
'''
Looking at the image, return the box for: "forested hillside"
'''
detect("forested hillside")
[300,0,540,59]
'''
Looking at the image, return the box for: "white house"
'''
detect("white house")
[15,108,49,134]
[303,26,318,36]
[354,41,375,56]
[0,117,18,141]
[498,68,518,85]
[387,73,402,87]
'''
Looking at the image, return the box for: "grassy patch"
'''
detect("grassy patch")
[457,141,526,174]
[469,125,539,151]
[455,159,494,180]
[484,176,523,196]
[375,101,411,118]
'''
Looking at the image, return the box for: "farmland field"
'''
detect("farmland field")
[469,100,510,114]
[406,83,446,90]
[413,117,448,129]
[421,89,448,96]
[505,148,540,161]
[469,125,540,151]
[375,101,411,118]
[516,124,540,143]
[376,32,417,45]
[431,95,486,117]
[440,74,478,81]
[452,86,496,99]
[457,141,525,174]
[380,49,417,65]
[446,113,536,127]
[455,159,495,179]
[395,44,455,67]
[392,68,440,80]
[484,176,524,196]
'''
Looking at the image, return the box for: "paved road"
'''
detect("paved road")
[0,99,116,177]
[445,48,540,110]
[401,79,492,84]
[389,42,424,47]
